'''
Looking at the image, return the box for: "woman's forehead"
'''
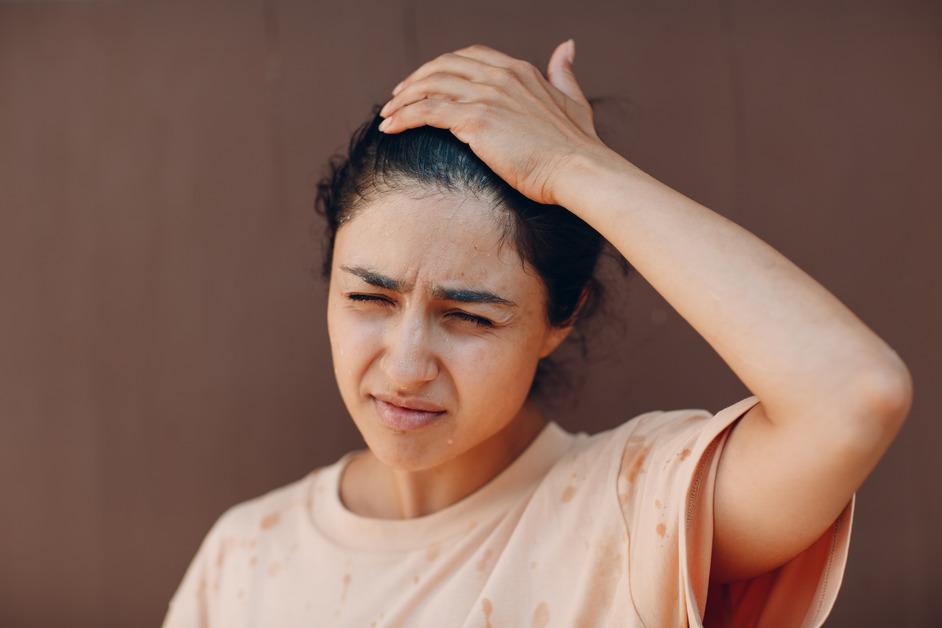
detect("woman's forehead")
[347,189,505,239]
[335,191,536,288]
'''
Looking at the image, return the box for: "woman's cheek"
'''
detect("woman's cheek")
[454,333,534,398]
[331,312,384,383]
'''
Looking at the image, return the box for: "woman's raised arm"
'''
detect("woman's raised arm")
[554,140,911,582]
[378,40,913,584]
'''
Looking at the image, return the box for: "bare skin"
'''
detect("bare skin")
[339,397,547,520]
[354,40,912,585]
[327,190,573,519]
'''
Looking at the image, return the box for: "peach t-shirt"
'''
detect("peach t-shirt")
[162,396,854,627]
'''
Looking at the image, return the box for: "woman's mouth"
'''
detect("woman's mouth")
[371,396,447,432]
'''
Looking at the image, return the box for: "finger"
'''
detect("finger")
[449,43,525,70]
[381,72,499,119]
[395,45,563,119]
[378,97,483,145]
[544,40,597,139]
[545,39,589,106]
[392,52,497,96]
[451,44,569,111]
[391,49,558,139]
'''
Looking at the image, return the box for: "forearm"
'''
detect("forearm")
[556,147,912,425]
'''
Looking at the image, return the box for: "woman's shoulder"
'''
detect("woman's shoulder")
[546,396,760,488]
[560,401,710,460]
[599,395,760,453]
[537,407,666,489]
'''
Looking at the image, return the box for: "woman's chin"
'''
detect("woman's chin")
[354,419,461,472]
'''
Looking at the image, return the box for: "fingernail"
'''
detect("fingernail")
[392,81,404,95]
[378,118,390,132]
[567,38,576,63]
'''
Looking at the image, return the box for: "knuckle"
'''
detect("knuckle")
[469,102,492,127]
[423,97,449,114]
[511,58,533,74]
[453,102,493,139]
[523,63,542,81]
[478,83,502,101]
[416,98,437,112]
[489,66,515,86]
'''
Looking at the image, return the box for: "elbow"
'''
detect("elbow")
[863,354,913,424]
[849,355,914,445]
[790,351,914,465]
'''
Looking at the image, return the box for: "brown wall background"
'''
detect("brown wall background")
[1,1,939,626]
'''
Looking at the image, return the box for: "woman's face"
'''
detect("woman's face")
[326,188,571,471]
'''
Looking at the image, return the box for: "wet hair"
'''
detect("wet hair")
[313,102,632,401]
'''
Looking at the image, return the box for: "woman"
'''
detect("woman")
[162,40,912,627]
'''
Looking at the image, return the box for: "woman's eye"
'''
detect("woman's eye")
[347,293,392,305]
[448,311,494,328]
[346,294,492,328]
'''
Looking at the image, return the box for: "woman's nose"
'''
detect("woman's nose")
[379,313,439,389]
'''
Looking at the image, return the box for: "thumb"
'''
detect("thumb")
[546,39,588,105]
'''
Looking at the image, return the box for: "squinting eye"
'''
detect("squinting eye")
[346,293,392,305]
[346,294,493,328]
[449,311,494,328]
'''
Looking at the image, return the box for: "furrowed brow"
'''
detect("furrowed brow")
[340,265,516,308]
[432,286,517,307]
[340,265,403,291]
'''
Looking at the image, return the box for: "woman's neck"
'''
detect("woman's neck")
[339,399,548,519]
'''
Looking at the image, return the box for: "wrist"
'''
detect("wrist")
[552,144,648,210]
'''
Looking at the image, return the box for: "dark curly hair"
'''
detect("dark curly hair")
[313,101,632,401]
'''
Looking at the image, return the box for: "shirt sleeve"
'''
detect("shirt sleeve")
[616,395,855,628]
[161,508,233,628]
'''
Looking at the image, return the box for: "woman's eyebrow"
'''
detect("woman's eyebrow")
[339,265,517,307]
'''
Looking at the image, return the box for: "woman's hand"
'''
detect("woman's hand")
[377,40,613,206]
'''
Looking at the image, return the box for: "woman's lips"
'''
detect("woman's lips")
[372,397,446,432]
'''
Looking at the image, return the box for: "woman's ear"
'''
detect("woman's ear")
[539,324,573,359]
[538,286,591,358]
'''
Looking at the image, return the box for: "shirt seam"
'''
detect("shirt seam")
[614,412,659,628]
